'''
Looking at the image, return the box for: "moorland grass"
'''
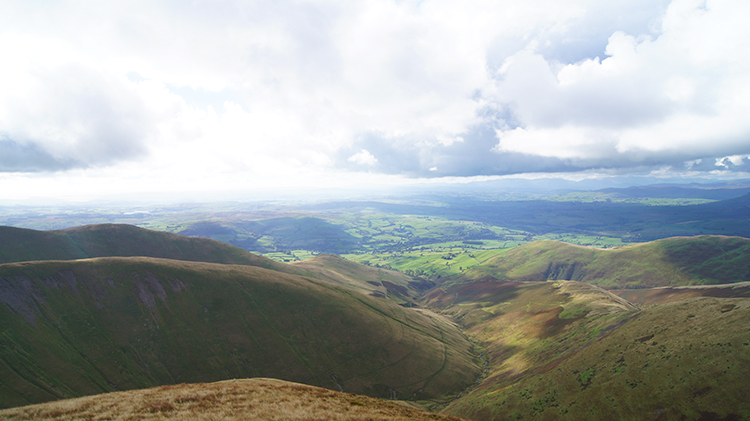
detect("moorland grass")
[0,378,469,420]
[424,279,750,420]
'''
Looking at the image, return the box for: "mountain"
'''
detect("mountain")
[423,279,750,420]
[0,256,479,409]
[0,378,468,421]
[597,184,750,200]
[0,224,278,268]
[4,224,750,420]
[457,235,750,289]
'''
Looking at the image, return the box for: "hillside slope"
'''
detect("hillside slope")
[0,257,479,409]
[460,235,750,288]
[0,378,469,421]
[421,280,750,420]
[289,254,431,304]
[0,224,279,268]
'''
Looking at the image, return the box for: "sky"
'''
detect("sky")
[1,0,749,202]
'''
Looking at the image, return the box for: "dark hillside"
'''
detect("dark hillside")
[0,257,479,409]
[0,224,279,269]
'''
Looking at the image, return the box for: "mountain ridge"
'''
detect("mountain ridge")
[0,224,279,269]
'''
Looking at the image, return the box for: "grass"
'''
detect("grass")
[0,224,279,269]
[4,223,750,419]
[547,192,716,206]
[424,278,750,421]
[263,249,318,263]
[0,256,479,409]
[450,236,750,289]
[287,254,424,305]
[0,378,469,420]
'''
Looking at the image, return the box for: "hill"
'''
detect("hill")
[457,235,750,289]
[422,279,750,420]
[597,184,750,200]
[289,254,432,304]
[0,257,479,409]
[0,378,468,420]
[0,224,279,268]
[611,282,750,306]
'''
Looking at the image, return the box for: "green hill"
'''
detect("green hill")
[422,279,750,420]
[0,224,278,268]
[0,257,479,409]
[459,235,750,288]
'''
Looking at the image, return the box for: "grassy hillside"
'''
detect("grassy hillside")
[611,282,750,306]
[0,224,279,268]
[458,235,750,288]
[422,280,750,420]
[0,378,469,421]
[289,254,432,304]
[0,257,479,409]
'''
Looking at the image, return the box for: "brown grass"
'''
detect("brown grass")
[0,378,469,421]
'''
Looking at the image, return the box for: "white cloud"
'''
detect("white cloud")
[0,0,747,198]
[492,0,750,166]
[348,149,378,166]
[715,155,749,168]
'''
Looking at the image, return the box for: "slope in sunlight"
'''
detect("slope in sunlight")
[0,378,469,421]
[289,254,433,304]
[422,278,750,420]
[460,235,750,288]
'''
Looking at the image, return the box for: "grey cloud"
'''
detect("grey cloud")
[337,124,596,177]
[339,117,750,179]
[0,138,77,172]
[535,0,672,64]
[0,66,152,172]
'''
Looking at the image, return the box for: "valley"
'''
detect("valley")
[1,186,750,420]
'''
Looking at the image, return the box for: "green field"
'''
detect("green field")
[1,187,748,263]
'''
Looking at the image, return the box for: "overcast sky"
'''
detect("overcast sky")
[1,0,749,201]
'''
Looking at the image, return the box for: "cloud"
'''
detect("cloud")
[348,149,378,166]
[488,0,750,174]
[0,34,154,171]
[0,138,75,172]
[715,155,749,168]
[0,0,748,189]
